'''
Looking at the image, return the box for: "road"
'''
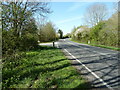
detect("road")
[56,39,120,90]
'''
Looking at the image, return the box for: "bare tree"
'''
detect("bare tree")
[84,3,108,27]
[113,2,120,13]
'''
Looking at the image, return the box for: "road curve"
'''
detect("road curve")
[56,39,120,89]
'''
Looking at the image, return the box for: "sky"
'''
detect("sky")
[47,2,115,35]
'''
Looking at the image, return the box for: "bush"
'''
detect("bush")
[2,29,39,57]
[89,22,105,44]
[19,33,38,51]
[71,13,118,48]
[38,22,56,42]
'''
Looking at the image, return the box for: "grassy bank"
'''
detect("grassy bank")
[2,46,90,89]
[71,39,120,51]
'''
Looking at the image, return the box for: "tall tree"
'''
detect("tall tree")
[2,1,51,55]
[58,29,63,39]
[2,1,51,37]
[38,22,56,42]
[84,3,108,27]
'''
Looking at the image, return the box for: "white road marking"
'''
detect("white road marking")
[64,49,114,90]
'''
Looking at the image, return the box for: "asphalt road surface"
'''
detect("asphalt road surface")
[56,38,120,90]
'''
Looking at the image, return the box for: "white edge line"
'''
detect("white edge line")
[64,49,114,90]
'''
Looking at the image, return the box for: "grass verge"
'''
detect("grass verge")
[2,46,90,89]
[70,39,120,51]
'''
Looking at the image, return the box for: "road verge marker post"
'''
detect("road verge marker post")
[53,41,55,47]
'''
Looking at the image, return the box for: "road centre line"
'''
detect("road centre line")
[64,48,113,90]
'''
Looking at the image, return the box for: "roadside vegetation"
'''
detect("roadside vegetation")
[38,21,57,42]
[2,1,90,89]
[2,1,119,89]
[2,46,90,89]
[71,3,119,50]
[2,2,51,57]
[71,39,120,51]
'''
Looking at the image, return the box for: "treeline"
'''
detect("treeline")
[2,2,53,57]
[1,2,58,88]
[71,3,119,48]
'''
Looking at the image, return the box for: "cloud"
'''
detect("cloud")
[57,16,83,24]
[67,3,82,12]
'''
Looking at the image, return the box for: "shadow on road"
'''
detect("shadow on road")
[62,42,120,89]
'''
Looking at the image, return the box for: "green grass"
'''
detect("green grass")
[2,46,90,89]
[89,44,120,51]
[71,39,120,51]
